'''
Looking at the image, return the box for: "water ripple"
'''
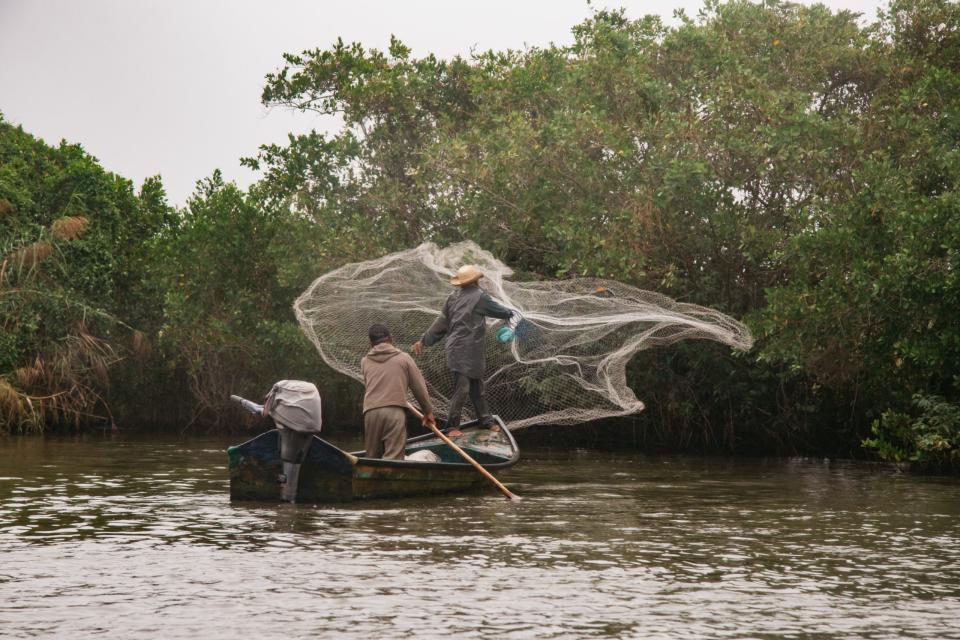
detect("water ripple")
[0,437,959,638]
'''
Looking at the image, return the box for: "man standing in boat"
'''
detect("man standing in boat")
[361,324,436,459]
[411,264,514,436]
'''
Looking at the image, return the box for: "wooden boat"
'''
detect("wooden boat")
[227,416,520,503]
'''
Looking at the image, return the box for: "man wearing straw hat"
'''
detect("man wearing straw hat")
[411,264,514,435]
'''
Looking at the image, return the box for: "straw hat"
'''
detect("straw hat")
[450,264,483,286]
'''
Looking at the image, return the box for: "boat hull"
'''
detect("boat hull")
[228,417,519,503]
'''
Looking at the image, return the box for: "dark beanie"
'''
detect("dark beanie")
[368,324,391,345]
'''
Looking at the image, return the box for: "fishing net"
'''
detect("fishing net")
[294,241,753,430]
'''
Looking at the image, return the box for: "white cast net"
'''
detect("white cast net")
[294,241,753,430]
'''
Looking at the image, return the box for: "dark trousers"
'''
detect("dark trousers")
[363,406,407,460]
[446,372,491,430]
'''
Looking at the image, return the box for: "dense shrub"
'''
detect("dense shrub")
[864,395,960,472]
[2,1,958,468]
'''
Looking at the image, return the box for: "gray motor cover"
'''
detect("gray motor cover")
[263,380,322,433]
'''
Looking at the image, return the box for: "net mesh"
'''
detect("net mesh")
[294,241,753,430]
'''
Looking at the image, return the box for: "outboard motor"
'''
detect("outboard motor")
[232,380,323,503]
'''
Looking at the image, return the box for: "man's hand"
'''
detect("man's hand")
[421,411,436,429]
[411,340,424,355]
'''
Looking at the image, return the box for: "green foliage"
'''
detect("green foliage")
[243,0,959,461]
[3,1,959,464]
[0,116,166,432]
[0,117,358,435]
[757,0,960,425]
[864,394,960,471]
[148,172,317,430]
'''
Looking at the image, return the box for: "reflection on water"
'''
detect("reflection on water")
[1,434,959,639]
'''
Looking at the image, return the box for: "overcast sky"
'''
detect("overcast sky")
[1,0,888,207]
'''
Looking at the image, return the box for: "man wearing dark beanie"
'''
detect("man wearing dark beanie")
[360,324,436,459]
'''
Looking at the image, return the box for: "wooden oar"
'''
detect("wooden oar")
[407,402,520,501]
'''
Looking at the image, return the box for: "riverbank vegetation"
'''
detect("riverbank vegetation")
[1,0,957,471]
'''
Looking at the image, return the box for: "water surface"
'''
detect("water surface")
[1,434,958,638]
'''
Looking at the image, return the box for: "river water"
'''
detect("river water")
[1,434,959,639]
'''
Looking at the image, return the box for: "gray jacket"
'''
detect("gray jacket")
[422,285,513,379]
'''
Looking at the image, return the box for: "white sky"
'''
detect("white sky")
[0,0,888,207]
